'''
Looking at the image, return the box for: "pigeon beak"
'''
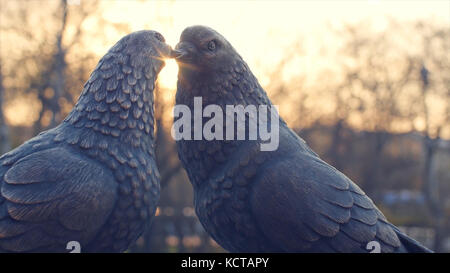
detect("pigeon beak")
[170,49,186,59]
[172,42,194,61]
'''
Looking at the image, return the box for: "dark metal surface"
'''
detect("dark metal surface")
[174,25,432,253]
[0,30,170,252]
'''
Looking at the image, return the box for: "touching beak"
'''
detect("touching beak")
[171,42,194,61]
[170,49,186,59]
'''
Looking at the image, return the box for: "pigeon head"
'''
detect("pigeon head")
[111,30,172,74]
[65,30,173,140]
[173,26,242,78]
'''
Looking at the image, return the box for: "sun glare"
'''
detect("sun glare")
[158,58,179,90]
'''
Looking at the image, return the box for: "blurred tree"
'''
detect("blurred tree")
[0,61,10,154]
[415,21,450,251]
[269,19,450,251]
[0,0,130,135]
[49,0,68,128]
[330,22,417,196]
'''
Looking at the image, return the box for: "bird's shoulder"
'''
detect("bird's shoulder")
[0,127,60,168]
[0,145,118,252]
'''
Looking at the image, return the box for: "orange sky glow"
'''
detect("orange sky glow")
[1,0,449,137]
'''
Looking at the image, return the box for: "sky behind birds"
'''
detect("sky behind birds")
[1,0,449,136]
[98,0,450,89]
[96,0,450,137]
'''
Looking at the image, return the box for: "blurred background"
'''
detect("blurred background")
[0,0,449,252]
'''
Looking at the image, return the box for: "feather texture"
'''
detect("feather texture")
[174,25,432,253]
[0,30,170,252]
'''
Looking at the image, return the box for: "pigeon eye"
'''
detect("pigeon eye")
[154,33,165,42]
[207,40,216,51]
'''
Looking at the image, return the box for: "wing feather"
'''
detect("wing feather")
[0,147,118,252]
[251,153,401,252]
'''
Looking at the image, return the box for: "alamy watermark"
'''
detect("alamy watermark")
[66,241,81,253]
[171,97,279,151]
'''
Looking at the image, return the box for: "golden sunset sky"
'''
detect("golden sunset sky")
[97,0,449,89]
[1,0,449,135]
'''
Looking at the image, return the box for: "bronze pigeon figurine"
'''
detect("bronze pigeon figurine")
[0,30,171,252]
[172,25,432,253]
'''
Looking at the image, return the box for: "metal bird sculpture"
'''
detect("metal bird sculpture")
[0,30,171,252]
[172,25,432,253]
